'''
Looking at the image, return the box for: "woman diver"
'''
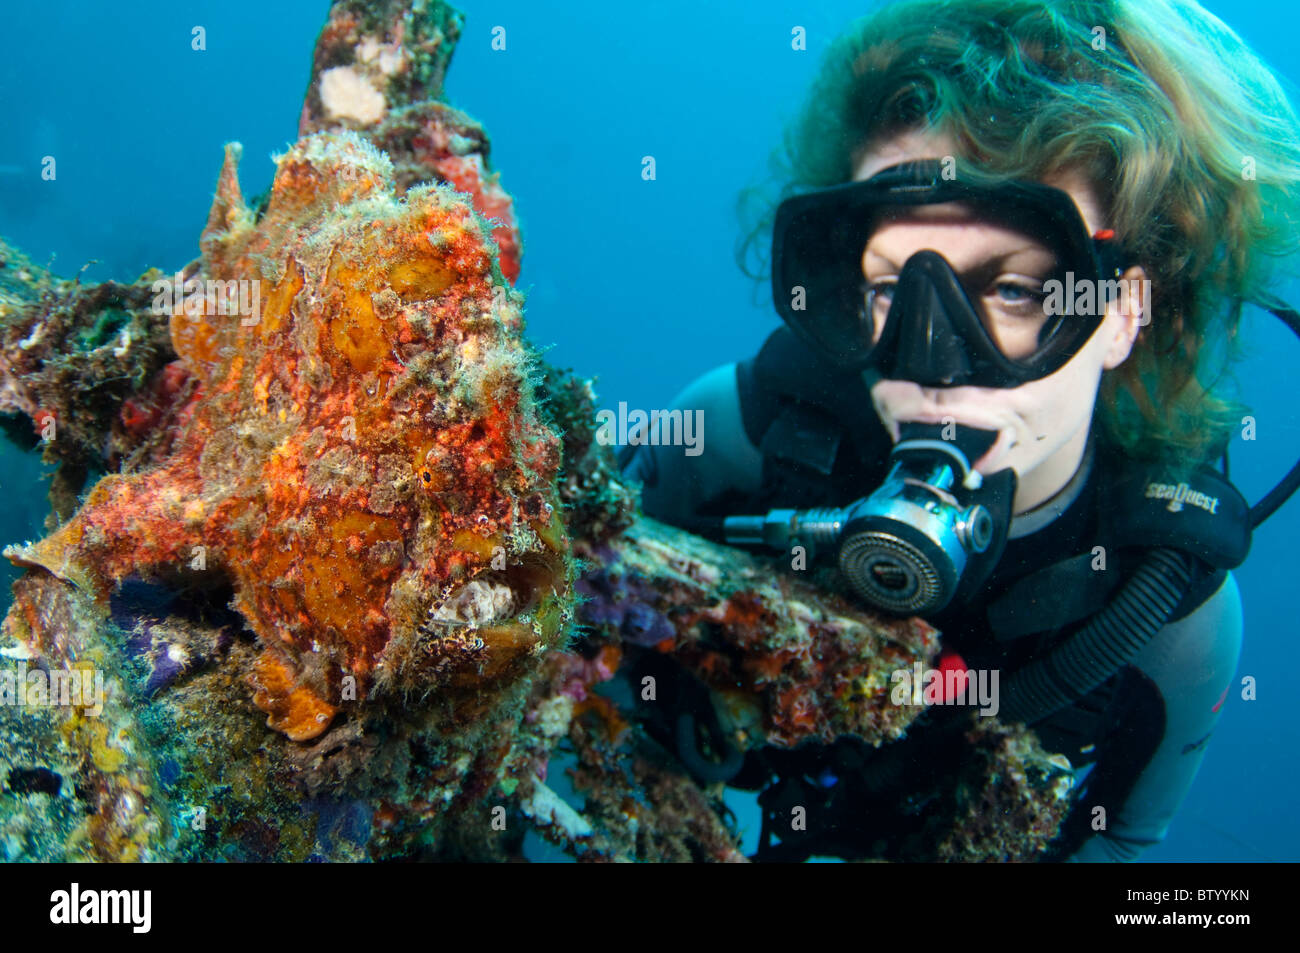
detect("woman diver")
[620,0,1300,861]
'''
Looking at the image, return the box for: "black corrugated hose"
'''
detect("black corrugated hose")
[1002,295,1300,725]
[1000,547,1196,725]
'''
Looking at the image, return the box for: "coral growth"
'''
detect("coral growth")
[297,0,523,283]
[935,718,1075,862]
[0,0,1077,864]
[576,524,940,752]
[9,132,572,745]
[0,240,174,523]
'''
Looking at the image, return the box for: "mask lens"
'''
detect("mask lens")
[860,201,1072,364]
[777,204,878,364]
[772,161,1110,384]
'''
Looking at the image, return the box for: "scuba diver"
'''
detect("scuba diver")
[618,0,1300,861]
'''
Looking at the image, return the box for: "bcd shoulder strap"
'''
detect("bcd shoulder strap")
[736,327,892,509]
[1108,458,1251,569]
[987,450,1251,640]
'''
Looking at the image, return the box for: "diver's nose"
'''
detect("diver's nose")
[874,251,978,387]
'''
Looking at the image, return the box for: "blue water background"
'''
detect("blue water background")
[0,0,1294,862]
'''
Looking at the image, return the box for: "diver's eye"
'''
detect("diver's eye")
[981,276,1054,360]
[988,278,1047,313]
[864,278,897,310]
[861,278,898,344]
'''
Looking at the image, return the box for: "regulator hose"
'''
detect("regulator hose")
[1002,295,1300,724]
[999,546,1195,725]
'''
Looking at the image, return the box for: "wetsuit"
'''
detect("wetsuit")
[619,340,1243,862]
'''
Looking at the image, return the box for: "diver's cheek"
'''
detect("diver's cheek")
[972,425,1021,475]
[869,379,924,442]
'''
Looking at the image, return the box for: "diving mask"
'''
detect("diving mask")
[771,159,1131,388]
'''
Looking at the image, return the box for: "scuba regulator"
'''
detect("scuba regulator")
[724,421,1016,616]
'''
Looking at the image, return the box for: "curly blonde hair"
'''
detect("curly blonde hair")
[738,0,1300,467]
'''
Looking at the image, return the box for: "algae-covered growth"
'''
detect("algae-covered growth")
[0,0,1071,862]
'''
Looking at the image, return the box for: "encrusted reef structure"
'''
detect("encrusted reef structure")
[0,0,1072,862]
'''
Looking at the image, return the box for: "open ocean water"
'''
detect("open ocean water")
[0,0,1295,863]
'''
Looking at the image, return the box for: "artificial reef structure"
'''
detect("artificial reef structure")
[0,0,1071,861]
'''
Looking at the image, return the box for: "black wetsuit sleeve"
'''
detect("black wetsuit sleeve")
[1067,571,1243,861]
[618,363,764,532]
